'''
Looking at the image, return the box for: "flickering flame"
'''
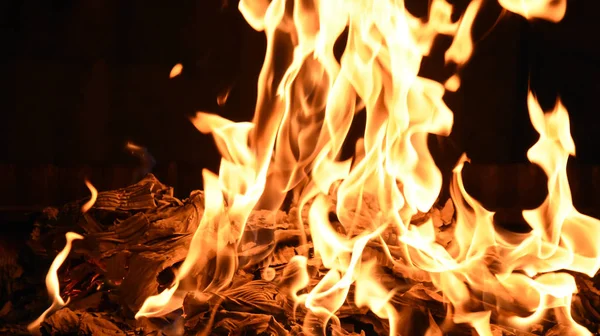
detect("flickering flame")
[217,86,233,106]
[170,63,183,78]
[136,0,597,335]
[126,141,142,152]
[81,179,97,213]
[28,181,95,332]
[498,0,567,22]
[27,232,83,333]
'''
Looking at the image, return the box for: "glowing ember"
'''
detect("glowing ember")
[31,0,600,335]
[170,63,183,78]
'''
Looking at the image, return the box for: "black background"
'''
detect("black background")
[0,0,599,201]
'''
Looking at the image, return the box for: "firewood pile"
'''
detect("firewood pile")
[1,174,599,335]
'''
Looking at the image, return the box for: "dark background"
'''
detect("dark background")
[0,0,599,210]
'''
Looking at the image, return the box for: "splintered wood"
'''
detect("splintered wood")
[1,175,599,335]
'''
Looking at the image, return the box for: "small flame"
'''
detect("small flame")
[81,180,97,213]
[126,141,143,152]
[217,86,233,106]
[125,141,157,177]
[170,63,183,78]
[27,232,84,333]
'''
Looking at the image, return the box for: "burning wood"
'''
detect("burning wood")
[0,173,597,335]
[3,0,600,335]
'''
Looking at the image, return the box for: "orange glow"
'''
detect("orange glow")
[133,0,597,335]
[125,141,142,152]
[27,232,84,333]
[217,86,233,106]
[169,63,183,78]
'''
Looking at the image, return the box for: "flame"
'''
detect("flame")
[29,181,94,332]
[81,179,97,213]
[136,169,228,318]
[170,63,183,78]
[27,232,84,333]
[498,0,567,22]
[135,0,598,335]
[217,86,233,106]
[126,141,142,152]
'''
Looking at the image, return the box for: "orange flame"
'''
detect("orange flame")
[135,0,597,335]
[217,86,233,106]
[125,141,143,152]
[27,232,84,333]
[81,179,97,213]
[169,63,183,78]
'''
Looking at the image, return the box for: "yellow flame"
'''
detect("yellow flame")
[169,63,183,78]
[354,260,399,335]
[445,0,482,68]
[136,169,226,318]
[498,0,567,22]
[27,232,84,333]
[135,0,598,335]
[81,180,97,213]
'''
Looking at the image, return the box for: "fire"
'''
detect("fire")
[28,181,96,332]
[217,85,233,106]
[32,0,599,335]
[80,179,97,213]
[497,0,567,22]
[170,63,183,78]
[26,232,84,333]
[136,0,595,334]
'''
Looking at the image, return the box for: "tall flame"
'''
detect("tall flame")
[136,0,598,335]
[27,232,84,332]
[28,181,96,332]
